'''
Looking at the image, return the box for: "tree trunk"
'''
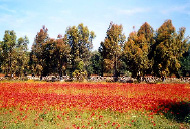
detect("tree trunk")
[114,54,119,82]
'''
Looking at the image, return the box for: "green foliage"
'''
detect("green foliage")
[123,20,189,79]
[99,22,126,80]
[0,20,189,79]
[14,36,29,77]
[29,24,95,78]
[76,60,84,71]
[123,22,154,78]
[72,61,87,81]
[30,26,49,77]
[180,46,190,76]
[66,23,96,77]
[72,70,87,82]
[1,30,17,77]
[0,41,3,72]
[88,51,103,76]
[153,20,189,77]
[41,37,70,77]
[0,31,30,78]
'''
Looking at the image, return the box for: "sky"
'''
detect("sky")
[0,0,190,51]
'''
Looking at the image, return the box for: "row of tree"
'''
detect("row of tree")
[100,20,189,80]
[0,31,29,77]
[0,20,189,81]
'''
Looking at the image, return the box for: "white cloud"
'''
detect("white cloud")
[0,4,16,13]
[161,4,190,15]
[60,10,71,15]
[116,7,151,16]
[0,10,37,28]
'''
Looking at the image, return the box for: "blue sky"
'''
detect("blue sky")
[0,0,190,50]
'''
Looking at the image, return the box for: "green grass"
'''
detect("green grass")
[0,107,189,129]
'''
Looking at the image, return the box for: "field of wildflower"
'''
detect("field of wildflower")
[0,82,190,128]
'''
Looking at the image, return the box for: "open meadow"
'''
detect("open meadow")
[0,82,190,128]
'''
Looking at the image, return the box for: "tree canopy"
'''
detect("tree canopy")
[99,22,126,81]
[0,20,189,81]
[66,23,96,79]
[153,20,189,77]
[123,22,154,78]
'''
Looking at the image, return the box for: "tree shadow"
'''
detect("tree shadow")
[157,101,190,123]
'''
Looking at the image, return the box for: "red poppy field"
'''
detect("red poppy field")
[0,82,190,128]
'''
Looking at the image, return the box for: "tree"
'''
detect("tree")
[123,22,154,79]
[41,36,70,77]
[153,20,189,77]
[30,26,49,77]
[123,31,142,78]
[1,30,17,77]
[180,46,190,77]
[0,31,30,78]
[14,36,29,77]
[54,36,71,77]
[66,23,95,78]
[72,60,87,81]
[88,50,103,76]
[0,41,3,72]
[99,22,126,81]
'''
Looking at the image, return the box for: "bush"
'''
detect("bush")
[72,70,87,82]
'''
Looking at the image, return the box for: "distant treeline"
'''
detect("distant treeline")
[0,19,189,81]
